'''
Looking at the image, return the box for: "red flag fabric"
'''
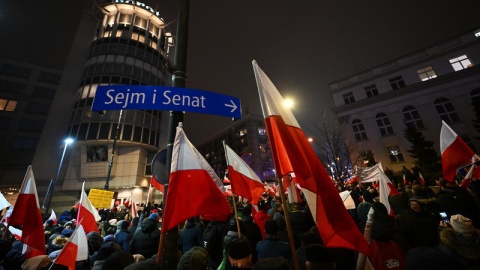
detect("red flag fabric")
[8,165,46,259]
[252,60,370,255]
[161,126,232,231]
[440,121,476,181]
[224,143,265,205]
[76,183,101,234]
[130,199,139,219]
[123,195,131,208]
[151,176,164,193]
[55,225,88,270]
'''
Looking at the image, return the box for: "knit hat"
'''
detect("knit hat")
[103,250,135,270]
[149,213,159,220]
[409,196,421,203]
[255,257,289,270]
[305,244,334,263]
[450,214,475,234]
[87,232,104,252]
[228,238,252,259]
[177,246,209,270]
[264,219,279,235]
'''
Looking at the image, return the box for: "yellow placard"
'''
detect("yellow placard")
[88,188,115,209]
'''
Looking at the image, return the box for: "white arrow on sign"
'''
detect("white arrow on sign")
[225,100,237,112]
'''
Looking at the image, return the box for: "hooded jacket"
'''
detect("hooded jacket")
[439,228,480,269]
[129,218,160,259]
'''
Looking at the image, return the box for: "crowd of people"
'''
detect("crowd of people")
[0,174,479,270]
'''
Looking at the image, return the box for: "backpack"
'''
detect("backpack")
[203,221,226,267]
[369,239,405,270]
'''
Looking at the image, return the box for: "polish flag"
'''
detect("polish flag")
[224,143,265,205]
[54,225,88,270]
[151,176,164,193]
[8,165,46,258]
[161,125,232,231]
[123,195,131,208]
[418,172,426,185]
[76,183,101,233]
[8,226,22,241]
[48,209,58,225]
[283,173,302,203]
[252,60,370,255]
[0,206,13,225]
[130,200,139,219]
[360,164,398,216]
[440,121,476,181]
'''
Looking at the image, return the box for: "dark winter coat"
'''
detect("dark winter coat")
[439,228,480,269]
[256,235,291,260]
[114,229,130,252]
[129,218,160,259]
[395,208,439,250]
[179,219,203,254]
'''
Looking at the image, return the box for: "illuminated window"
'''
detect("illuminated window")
[450,55,472,71]
[364,85,378,98]
[376,113,394,136]
[239,129,247,136]
[417,66,437,81]
[343,92,355,104]
[352,119,368,141]
[258,128,266,136]
[389,76,406,90]
[434,98,460,124]
[0,99,17,111]
[387,146,405,163]
[403,106,424,129]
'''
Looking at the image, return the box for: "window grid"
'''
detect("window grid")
[365,85,378,98]
[352,119,368,141]
[449,55,472,71]
[402,106,425,129]
[387,146,405,163]
[389,76,406,90]
[343,92,355,104]
[375,113,394,136]
[0,99,18,112]
[434,98,460,124]
[417,66,437,81]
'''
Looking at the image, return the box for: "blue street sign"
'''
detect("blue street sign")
[92,85,242,119]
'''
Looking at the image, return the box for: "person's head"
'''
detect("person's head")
[305,244,336,270]
[177,246,209,270]
[450,214,476,234]
[264,219,279,236]
[409,197,422,213]
[227,238,252,268]
[103,250,135,270]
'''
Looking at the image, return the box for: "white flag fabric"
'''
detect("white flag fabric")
[360,163,399,215]
[0,192,10,211]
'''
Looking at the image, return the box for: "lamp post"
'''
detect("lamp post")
[43,138,74,217]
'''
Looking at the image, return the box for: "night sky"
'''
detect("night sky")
[2,0,480,145]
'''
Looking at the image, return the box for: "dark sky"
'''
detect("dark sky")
[2,1,480,144]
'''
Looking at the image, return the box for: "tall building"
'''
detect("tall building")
[0,59,62,205]
[31,0,176,211]
[196,114,275,182]
[330,27,480,177]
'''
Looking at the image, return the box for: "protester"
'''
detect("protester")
[256,219,291,260]
[114,220,131,252]
[179,217,204,254]
[226,238,254,270]
[305,244,336,270]
[240,205,262,264]
[253,200,270,239]
[129,214,160,259]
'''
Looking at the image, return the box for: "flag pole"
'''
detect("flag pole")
[276,174,300,270]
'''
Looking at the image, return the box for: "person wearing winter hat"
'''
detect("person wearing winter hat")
[115,220,131,251]
[256,219,291,260]
[438,214,480,268]
[305,244,336,270]
[226,238,253,269]
[177,246,209,270]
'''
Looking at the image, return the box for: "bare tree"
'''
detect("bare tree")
[311,112,365,182]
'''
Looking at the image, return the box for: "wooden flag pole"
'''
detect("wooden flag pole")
[277,175,300,270]
[232,194,242,238]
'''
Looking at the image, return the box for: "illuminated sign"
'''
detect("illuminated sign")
[115,0,161,17]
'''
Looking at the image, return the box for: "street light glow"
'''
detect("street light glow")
[65,138,74,144]
[307,137,313,142]
[284,98,294,108]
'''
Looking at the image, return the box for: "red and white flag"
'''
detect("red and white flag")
[130,199,139,219]
[224,143,265,205]
[8,226,22,241]
[161,126,232,231]
[151,176,164,193]
[76,183,101,233]
[48,209,58,225]
[8,165,46,258]
[252,61,370,255]
[0,206,13,225]
[418,172,426,185]
[54,225,88,270]
[283,173,303,203]
[360,163,399,216]
[440,121,476,181]
[123,194,131,208]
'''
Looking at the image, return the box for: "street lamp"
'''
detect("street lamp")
[43,138,74,217]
